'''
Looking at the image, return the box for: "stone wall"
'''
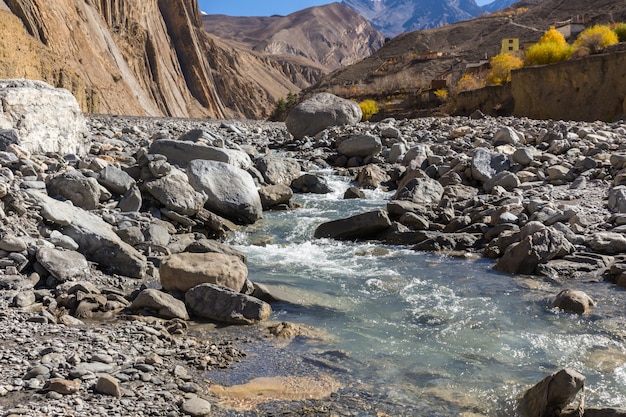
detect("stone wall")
[453,49,626,121]
[512,50,626,121]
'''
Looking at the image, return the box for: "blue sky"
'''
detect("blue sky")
[198,1,493,17]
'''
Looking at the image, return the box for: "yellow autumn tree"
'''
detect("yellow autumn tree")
[486,53,524,85]
[524,26,573,66]
[573,24,619,56]
[359,100,379,121]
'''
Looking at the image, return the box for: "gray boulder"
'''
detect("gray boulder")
[27,190,146,278]
[586,232,626,254]
[471,148,511,183]
[608,186,626,213]
[285,93,362,139]
[0,79,88,155]
[291,174,331,194]
[149,139,252,169]
[0,129,19,151]
[98,165,136,195]
[483,171,521,193]
[130,289,189,320]
[493,126,523,146]
[337,134,382,158]
[314,210,391,240]
[393,176,444,205]
[185,283,271,325]
[187,159,262,224]
[143,169,206,216]
[36,247,90,283]
[47,171,101,210]
[495,227,574,274]
[255,155,301,185]
[160,252,248,293]
[402,145,432,168]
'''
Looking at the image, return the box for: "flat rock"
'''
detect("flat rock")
[36,247,90,282]
[149,139,252,169]
[181,397,212,417]
[130,288,189,320]
[27,190,146,278]
[314,210,391,240]
[160,252,248,293]
[185,283,271,325]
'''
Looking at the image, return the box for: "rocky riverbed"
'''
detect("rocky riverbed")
[1,83,626,416]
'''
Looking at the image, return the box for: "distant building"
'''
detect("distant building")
[501,38,520,55]
[465,60,490,74]
[555,22,585,40]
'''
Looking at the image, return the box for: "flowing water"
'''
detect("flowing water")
[219,171,626,415]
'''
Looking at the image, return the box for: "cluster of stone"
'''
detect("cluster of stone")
[0,80,321,416]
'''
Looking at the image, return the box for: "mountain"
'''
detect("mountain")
[0,0,315,119]
[202,3,384,71]
[307,0,626,117]
[483,0,522,13]
[342,0,485,37]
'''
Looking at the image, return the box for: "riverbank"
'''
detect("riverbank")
[1,108,626,416]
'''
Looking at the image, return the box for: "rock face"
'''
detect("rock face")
[185,283,271,325]
[0,0,309,119]
[0,79,88,155]
[187,159,263,225]
[285,93,362,139]
[160,252,248,293]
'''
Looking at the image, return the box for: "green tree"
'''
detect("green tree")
[614,23,626,42]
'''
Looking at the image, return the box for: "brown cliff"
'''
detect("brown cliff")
[0,0,309,119]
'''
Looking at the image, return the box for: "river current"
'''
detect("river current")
[221,172,626,415]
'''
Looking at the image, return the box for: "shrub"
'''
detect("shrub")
[538,26,568,46]
[486,53,524,85]
[455,73,484,92]
[434,89,448,101]
[573,25,619,56]
[614,23,626,42]
[524,42,573,66]
[359,99,379,121]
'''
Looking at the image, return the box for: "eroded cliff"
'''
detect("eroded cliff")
[0,0,304,119]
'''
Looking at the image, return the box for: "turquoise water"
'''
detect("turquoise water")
[228,172,626,415]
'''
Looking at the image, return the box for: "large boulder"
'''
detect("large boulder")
[36,247,90,283]
[160,252,248,293]
[291,174,331,194]
[471,148,511,183]
[187,159,262,224]
[314,210,391,240]
[46,170,101,210]
[27,190,146,278]
[393,176,444,205]
[494,226,574,274]
[98,165,136,196]
[285,93,362,139]
[129,289,189,320]
[586,232,626,255]
[255,155,301,185]
[337,134,382,158]
[0,79,88,155]
[149,139,252,169]
[143,169,206,216]
[185,283,271,325]
[518,369,585,417]
[551,289,594,315]
[608,186,626,213]
[258,184,293,209]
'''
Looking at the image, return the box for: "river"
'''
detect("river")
[211,171,626,415]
